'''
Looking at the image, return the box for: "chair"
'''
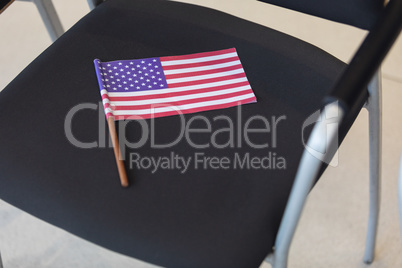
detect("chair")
[0,0,401,267]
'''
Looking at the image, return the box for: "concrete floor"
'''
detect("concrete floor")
[0,0,401,267]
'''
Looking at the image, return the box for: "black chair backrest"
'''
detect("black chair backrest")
[258,0,385,30]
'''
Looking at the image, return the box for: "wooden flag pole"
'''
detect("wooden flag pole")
[107,116,129,187]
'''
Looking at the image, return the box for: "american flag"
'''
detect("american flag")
[94,48,256,120]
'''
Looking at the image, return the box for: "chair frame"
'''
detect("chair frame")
[16,0,64,41]
[0,0,400,267]
[266,0,401,265]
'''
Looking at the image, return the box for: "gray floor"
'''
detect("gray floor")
[0,0,401,267]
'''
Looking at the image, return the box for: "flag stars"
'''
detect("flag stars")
[99,58,167,92]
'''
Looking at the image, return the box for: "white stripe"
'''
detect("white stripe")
[160,52,237,66]
[104,107,113,114]
[105,77,248,97]
[113,93,255,116]
[163,60,241,75]
[166,68,244,84]
[110,85,251,106]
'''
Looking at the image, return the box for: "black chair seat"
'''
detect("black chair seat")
[0,0,367,267]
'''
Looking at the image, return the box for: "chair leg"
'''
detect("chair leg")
[363,70,382,264]
[32,0,64,42]
[273,102,345,268]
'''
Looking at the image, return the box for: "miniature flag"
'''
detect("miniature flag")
[94,48,256,120]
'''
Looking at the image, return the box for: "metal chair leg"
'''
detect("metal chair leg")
[363,70,382,264]
[273,102,345,268]
[32,0,64,41]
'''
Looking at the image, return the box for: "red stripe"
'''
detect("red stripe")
[166,72,247,88]
[114,97,256,120]
[113,90,255,111]
[164,64,243,80]
[160,48,236,62]
[108,81,250,102]
[161,56,239,70]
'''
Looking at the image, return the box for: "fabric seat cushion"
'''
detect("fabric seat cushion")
[0,0,366,267]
